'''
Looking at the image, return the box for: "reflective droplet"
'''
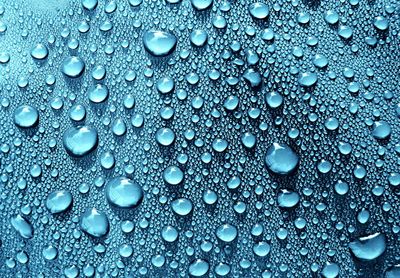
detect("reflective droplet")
[46,190,73,214]
[188,259,209,277]
[349,233,386,261]
[11,215,34,239]
[143,30,177,57]
[88,84,109,103]
[80,208,109,238]
[265,143,299,175]
[163,165,184,185]
[105,177,144,209]
[216,223,238,242]
[277,189,300,208]
[61,56,85,78]
[171,198,193,216]
[31,43,48,60]
[63,126,98,157]
[190,0,212,11]
[249,3,269,19]
[14,105,39,128]
[155,128,175,146]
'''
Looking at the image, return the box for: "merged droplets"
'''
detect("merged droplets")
[349,233,387,261]
[11,215,34,239]
[63,126,99,157]
[265,143,299,175]
[80,208,109,238]
[143,30,177,57]
[105,177,144,209]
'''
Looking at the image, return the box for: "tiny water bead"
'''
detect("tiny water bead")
[265,143,299,175]
[105,177,144,209]
[61,56,85,78]
[63,126,98,157]
[143,30,177,57]
[80,208,109,238]
[13,105,39,128]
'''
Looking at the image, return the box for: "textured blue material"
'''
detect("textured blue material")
[0,0,399,277]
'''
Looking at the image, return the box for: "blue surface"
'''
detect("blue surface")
[0,0,399,277]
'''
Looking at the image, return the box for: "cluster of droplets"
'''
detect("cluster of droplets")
[0,0,399,277]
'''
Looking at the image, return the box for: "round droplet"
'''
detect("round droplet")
[88,84,109,103]
[46,190,73,214]
[216,223,238,242]
[372,121,391,140]
[265,143,299,175]
[190,30,208,47]
[31,43,48,60]
[161,225,178,242]
[249,3,269,19]
[143,30,177,57]
[80,208,109,238]
[105,177,143,209]
[14,105,39,128]
[190,0,212,11]
[298,72,318,87]
[171,198,193,216]
[277,189,300,208]
[188,259,209,277]
[63,126,98,157]
[163,166,184,185]
[155,128,175,146]
[61,56,85,78]
[212,138,228,153]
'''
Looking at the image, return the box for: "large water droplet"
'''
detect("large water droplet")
[13,105,39,128]
[80,208,109,238]
[265,143,299,175]
[143,31,177,57]
[63,126,99,157]
[11,215,33,239]
[216,223,238,242]
[61,56,85,78]
[349,233,386,261]
[105,177,144,209]
[46,190,73,214]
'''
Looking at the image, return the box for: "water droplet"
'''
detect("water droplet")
[143,30,177,57]
[105,177,144,209]
[63,126,98,157]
